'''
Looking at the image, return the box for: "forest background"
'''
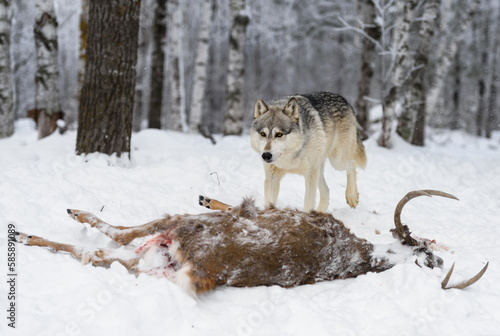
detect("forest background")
[0,0,499,154]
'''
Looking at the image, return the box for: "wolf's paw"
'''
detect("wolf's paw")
[346,192,359,208]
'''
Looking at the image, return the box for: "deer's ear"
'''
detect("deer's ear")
[283,97,299,123]
[254,99,269,119]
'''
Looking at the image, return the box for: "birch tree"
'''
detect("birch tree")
[355,0,380,136]
[426,0,481,116]
[224,0,250,135]
[34,0,61,139]
[148,0,167,129]
[76,0,140,157]
[0,0,13,138]
[166,0,188,132]
[189,0,213,133]
[378,0,417,148]
[396,0,441,146]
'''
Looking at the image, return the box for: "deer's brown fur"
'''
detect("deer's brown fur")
[16,191,488,296]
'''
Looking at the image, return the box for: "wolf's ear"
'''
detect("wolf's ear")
[284,97,299,123]
[254,99,269,119]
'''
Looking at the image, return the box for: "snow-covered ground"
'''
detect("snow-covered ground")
[1,119,499,336]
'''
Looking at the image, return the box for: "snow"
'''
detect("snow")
[1,118,500,336]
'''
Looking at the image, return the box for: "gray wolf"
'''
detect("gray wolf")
[251,91,366,212]
[15,190,487,295]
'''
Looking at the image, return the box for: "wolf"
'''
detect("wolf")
[250,91,366,212]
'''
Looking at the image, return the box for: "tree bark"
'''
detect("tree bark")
[148,0,167,129]
[476,21,489,137]
[486,6,500,138]
[378,0,417,148]
[397,0,441,146]
[189,0,213,133]
[76,0,140,157]
[355,0,380,137]
[450,50,462,130]
[0,0,13,138]
[166,0,187,132]
[224,0,250,136]
[426,0,481,116]
[34,0,61,139]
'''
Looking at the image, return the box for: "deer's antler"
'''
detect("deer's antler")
[392,190,459,246]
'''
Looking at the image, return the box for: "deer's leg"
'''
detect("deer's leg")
[67,209,171,245]
[16,232,141,271]
[198,195,233,211]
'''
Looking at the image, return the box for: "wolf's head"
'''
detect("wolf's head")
[250,97,302,165]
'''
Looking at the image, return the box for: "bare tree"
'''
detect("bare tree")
[76,0,140,157]
[189,0,213,133]
[0,0,13,138]
[148,0,167,129]
[34,0,61,139]
[396,0,441,146]
[355,0,380,137]
[378,0,417,148]
[223,0,250,135]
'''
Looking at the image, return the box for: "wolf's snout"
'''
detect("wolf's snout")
[262,152,273,162]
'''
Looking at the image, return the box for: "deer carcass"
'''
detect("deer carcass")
[16,190,488,295]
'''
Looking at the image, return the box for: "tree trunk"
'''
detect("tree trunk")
[76,0,140,157]
[397,0,441,146]
[476,21,489,137]
[486,6,500,138]
[148,0,167,129]
[189,0,213,133]
[224,0,250,136]
[450,50,462,130]
[426,0,481,116]
[355,0,380,137]
[34,0,61,139]
[0,0,14,139]
[166,0,187,132]
[378,0,417,148]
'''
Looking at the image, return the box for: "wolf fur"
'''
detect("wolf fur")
[251,92,366,211]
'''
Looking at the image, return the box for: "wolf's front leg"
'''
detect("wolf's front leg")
[264,165,285,206]
[304,169,320,212]
[317,166,330,212]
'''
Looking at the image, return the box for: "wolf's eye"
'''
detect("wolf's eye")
[275,132,283,138]
[260,132,266,137]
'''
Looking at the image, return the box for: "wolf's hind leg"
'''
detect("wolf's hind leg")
[67,209,171,245]
[346,167,359,208]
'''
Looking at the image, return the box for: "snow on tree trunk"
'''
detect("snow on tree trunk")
[189,0,212,133]
[396,0,441,146]
[224,0,250,136]
[426,0,481,117]
[34,0,61,139]
[378,0,417,148]
[0,0,14,139]
[148,0,167,129]
[76,0,140,157]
